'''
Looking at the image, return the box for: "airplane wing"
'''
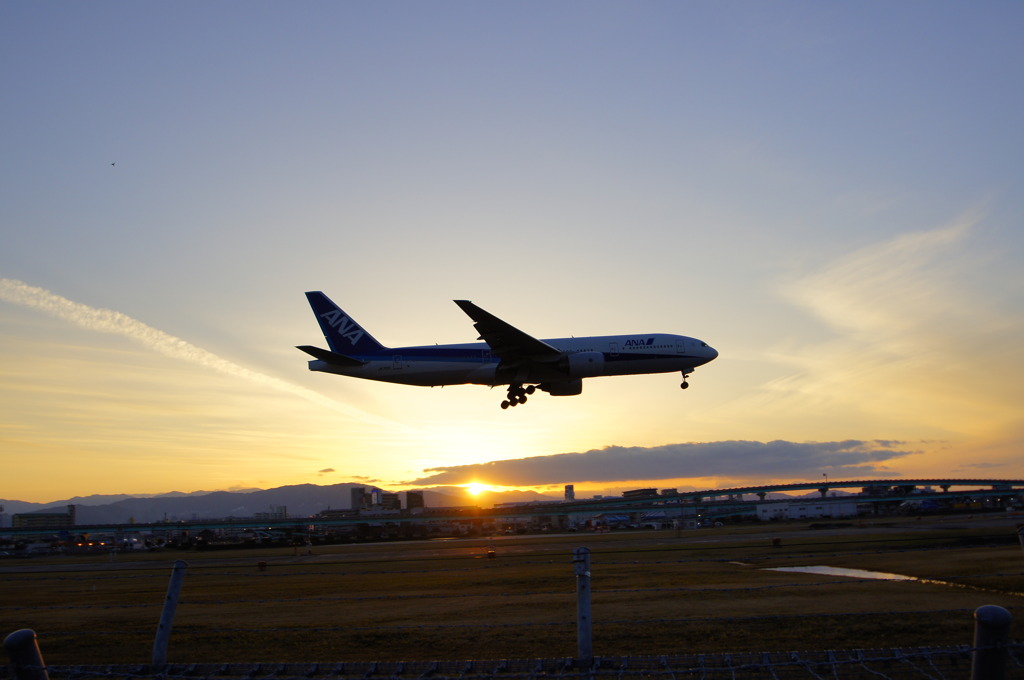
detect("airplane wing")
[453,300,563,364]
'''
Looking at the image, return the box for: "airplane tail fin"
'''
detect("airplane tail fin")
[304,292,386,355]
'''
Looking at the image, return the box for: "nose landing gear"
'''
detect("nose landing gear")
[500,383,536,409]
[680,371,691,389]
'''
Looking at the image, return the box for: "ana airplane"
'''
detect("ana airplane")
[298,292,718,410]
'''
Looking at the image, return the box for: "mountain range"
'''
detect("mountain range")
[1,483,559,525]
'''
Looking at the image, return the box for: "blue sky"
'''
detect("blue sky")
[2,2,1023,503]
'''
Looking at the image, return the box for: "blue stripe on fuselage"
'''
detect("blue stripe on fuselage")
[349,344,491,363]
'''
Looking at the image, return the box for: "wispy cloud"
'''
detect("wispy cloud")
[748,208,1024,443]
[0,278,402,427]
[403,440,917,487]
[781,212,979,347]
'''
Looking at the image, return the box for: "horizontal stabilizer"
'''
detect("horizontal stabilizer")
[296,345,366,367]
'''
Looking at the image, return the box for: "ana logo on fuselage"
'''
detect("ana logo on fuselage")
[624,337,655,347]
[320,310,365,346]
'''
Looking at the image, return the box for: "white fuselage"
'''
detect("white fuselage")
[307,333,717,388]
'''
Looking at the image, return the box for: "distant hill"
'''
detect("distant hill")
[1,484,559,525]
[0,490,240,516]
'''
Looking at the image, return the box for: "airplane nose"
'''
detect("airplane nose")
[707,345,719,361]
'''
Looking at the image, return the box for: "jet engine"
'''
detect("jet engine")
[560,351,605,378]
[538,380,584,396]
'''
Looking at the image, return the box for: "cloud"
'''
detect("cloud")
[781,214,978,347]
[0,278,402,427]
[958,461,1008,470]
[748,208,1024,442]
[318,468,336,475]
[403,440,917,487]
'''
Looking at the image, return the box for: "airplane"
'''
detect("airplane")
[298,292,718,410]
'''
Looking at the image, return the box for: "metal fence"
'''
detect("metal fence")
[3,645,1024,680]
[3,552,1021,680]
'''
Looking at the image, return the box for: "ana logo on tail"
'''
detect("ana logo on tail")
[319,310,365,346]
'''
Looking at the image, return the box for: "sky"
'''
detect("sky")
[2,2,1023,504]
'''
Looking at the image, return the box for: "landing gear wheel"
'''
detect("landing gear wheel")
[680,381,689,389]
[501,383,533,410]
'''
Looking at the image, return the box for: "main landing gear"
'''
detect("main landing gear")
[501,383,536,409]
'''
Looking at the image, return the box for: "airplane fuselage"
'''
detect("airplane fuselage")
[299,292,718,408]
[307,333,714,387]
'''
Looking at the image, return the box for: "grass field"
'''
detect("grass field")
[2,514,1022,665]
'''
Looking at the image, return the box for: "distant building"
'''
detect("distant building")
[316,508,359,521]
[13,505,76,529]
[351,487,372,511]
[340,487,431,514]
[622,488,659,500]
[757,501,860,521]
[564,485,575,502]
[406,490,425,510]
[254,505,287,520]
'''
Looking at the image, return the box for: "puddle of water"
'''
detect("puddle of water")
[765,565,916,581]
[765,566,1024,597]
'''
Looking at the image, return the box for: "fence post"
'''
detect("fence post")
[152,559,189,668]
[3,629,49,680]
[971,605,1012,680]
[573,547,593,665]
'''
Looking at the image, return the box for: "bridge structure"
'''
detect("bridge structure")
[2,478,1023,541]
[526,478,1024,527]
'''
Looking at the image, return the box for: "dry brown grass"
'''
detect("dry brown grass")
[2,515,1022,664]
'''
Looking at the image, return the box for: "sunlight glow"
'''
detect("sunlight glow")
[465,482,492,496]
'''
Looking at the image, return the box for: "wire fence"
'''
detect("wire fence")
[3,530,1023,679]
[4,646,1024,680]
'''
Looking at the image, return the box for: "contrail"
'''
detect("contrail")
[0,278,403,428]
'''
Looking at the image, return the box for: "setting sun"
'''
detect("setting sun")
[465,482,492,496]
